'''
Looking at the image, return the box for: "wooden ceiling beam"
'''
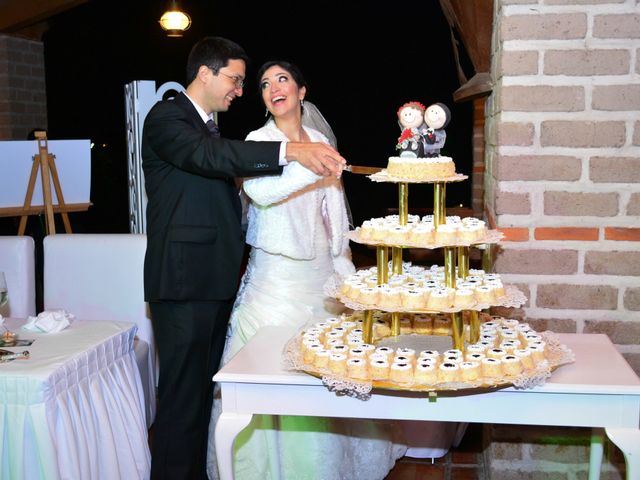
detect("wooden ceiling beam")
[0,0,88,32]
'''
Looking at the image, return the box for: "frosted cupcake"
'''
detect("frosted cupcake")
[374,346,395,362]
[418,350,440,364]
[514,348,535,370]
[502,355,523,375]
[303,343,323,364]
[453,288,475,309]
[413,314,433,334]
[313,349,330,369]
[415,361,438,384]
[410,223,435,245]
[438,362,460,383]
[390,362,413,383]
[481,357,503,378]
[433,315,452,335]
[329,353,348,375]
[369,359,390,380]
[347,358,369,380]
[460,361,481,381]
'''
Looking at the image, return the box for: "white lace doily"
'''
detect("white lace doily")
[348,228,504,249]
[283,330,575,399]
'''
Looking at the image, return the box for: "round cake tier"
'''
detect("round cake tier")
[284,313,575,393]
[369,170,468,184]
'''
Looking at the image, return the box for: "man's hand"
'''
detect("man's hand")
[285,142,346,177]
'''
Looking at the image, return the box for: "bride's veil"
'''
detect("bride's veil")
[300,101,354,229]
[301,100,338,149]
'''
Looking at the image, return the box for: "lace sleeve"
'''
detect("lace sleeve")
[243,161,321,207]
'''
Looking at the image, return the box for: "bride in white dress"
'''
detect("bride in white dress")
[206,60,407,480]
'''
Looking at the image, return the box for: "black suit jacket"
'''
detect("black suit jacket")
[142,92,281,302]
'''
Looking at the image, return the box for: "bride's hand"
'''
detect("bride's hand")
[285,142,345,177]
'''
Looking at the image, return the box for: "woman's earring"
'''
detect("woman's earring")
[300,99,304,112]
[265,108,269,117]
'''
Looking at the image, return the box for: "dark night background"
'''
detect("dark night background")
[16,0,474,236]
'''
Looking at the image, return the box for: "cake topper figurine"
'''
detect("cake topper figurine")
[422,102,451,157]
[395,101,426,157]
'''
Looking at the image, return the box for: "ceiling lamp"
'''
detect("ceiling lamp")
[159,1,192,37]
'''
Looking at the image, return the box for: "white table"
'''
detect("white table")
[214,327,640,480]
[0,318,151,480]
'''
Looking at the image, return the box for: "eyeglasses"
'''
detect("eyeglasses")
[216,70,244,89]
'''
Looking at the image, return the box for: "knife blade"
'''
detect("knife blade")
[344,165,383,175]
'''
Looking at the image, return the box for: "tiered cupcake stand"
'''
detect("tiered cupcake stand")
[345,170,518,351]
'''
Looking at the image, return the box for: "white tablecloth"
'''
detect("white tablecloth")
[0,318,151,479]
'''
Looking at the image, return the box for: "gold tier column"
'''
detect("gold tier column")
[390,182,409,336]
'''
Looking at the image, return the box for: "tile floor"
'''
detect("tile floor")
[385,423,485,480]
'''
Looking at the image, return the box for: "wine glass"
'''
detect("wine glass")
[0,272,16,345]
[0,271,7,309]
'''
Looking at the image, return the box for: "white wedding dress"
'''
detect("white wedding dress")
[206,122,407,480]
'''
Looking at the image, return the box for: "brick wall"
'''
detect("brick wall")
[484,0,639,478]
[0,34,47,140]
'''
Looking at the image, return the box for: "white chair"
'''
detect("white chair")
[43,234,156,427]
[0,235,36,319]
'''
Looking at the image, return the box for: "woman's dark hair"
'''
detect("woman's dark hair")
[256,60,308,94]
[186,36,249,84]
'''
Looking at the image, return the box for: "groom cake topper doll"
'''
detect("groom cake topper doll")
[422,102,451,157]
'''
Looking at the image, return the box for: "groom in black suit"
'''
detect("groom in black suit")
[142,36,345,479]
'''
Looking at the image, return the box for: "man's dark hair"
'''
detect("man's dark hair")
[186,36,249,84]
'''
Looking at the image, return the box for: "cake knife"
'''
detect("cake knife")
[343,165,382,175]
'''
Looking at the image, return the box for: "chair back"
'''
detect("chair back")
[0,236,36,318]
[43,233,152,346]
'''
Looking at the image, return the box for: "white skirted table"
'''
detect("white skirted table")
[214,326,640,480]
[0,318,151,480]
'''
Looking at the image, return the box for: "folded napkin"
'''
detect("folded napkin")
[23,309,75,333]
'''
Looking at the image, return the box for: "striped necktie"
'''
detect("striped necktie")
[206,119,220,137]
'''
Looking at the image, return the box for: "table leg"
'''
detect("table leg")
[588,428,604,480]
[605,427,640,480]
[215,412,253,480]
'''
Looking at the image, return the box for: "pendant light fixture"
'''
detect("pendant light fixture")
[159,0,191,37]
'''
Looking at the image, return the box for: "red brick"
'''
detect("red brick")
[633,121,640,146]
[544,191,618,217]
[499,50,538,76]
[501,13,587,41]
[585,251,640,276]
[627,193,640,215]
[501,86,584,112]
[623,287,640,311]
[535,227,599,241]
[496,122,534,146]
[524,318,577,333]
[494,249,578,275]
[605,228,640,241]
[590,156,640,183]
[544,49,629,76]
[541,121,625,148]
[594,14,640,39]
[497,155,581,181]
[593,85,640,111]
[583,320,640,344]
[499,228,530,242]
[496,191,531,215]
[537,284,618,310]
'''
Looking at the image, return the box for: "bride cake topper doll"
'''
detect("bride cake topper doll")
[422,102,451,157]
[395,101,426,157]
